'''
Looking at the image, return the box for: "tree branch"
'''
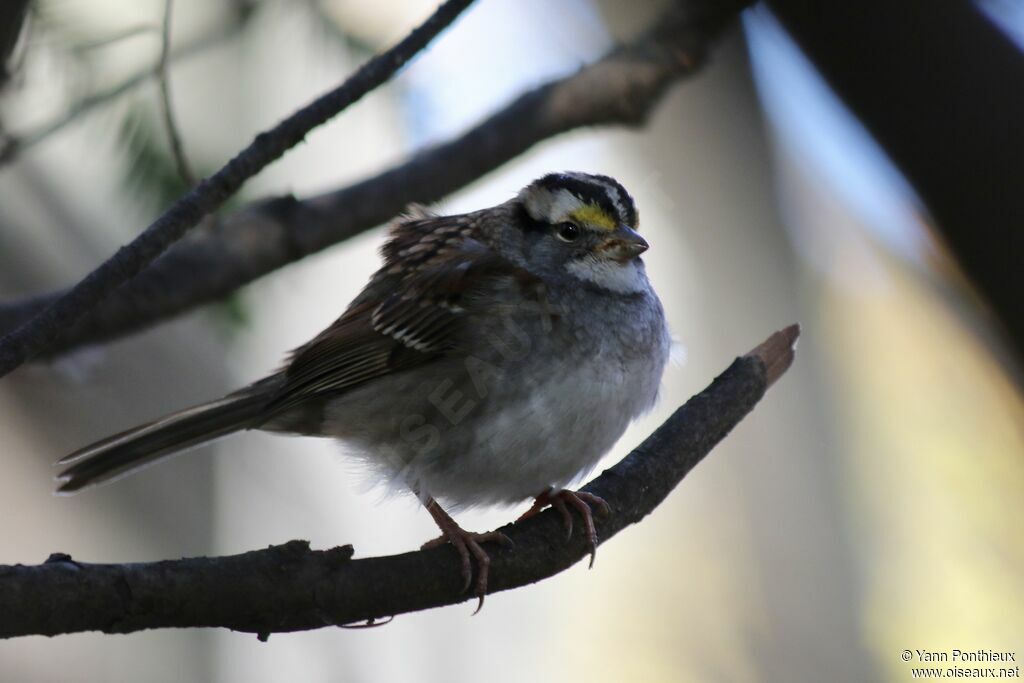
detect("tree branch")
[0,324,799,639]
[0,0,30,91]
[0,0,752,360]
[0,0,476,379]
[765,0,1024,373]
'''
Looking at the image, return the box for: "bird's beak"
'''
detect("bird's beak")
[599,225,649,263]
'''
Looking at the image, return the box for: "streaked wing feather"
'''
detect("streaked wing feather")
[264,215,532,416]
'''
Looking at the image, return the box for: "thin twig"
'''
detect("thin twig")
[71,24,159,54]
[156,0,195,186]
[0,13,248,165]
[0,325,800,639]
[0,0,476,379]
[0,0,752,360]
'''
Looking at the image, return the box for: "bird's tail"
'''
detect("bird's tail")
[55,382,277,494]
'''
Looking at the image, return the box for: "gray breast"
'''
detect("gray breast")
[320,280,669,508]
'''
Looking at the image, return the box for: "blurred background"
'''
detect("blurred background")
[1,1,1022,681]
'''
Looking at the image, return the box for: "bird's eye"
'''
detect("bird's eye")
[555,222,580,242]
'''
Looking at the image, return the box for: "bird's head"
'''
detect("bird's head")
[513,172,649,293]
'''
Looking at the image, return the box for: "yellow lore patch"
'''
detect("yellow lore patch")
[568,204,616,231]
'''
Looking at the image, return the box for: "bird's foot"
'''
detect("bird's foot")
[422,499,512,612]
[518,488,611,568]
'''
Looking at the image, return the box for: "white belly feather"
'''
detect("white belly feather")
[416,350,663,507]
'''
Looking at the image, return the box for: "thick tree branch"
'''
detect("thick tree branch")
[0,325,799,639]
[0,0,751,361]
[0,0,476,378]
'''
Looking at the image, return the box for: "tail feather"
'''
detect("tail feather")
[56,386,273,494]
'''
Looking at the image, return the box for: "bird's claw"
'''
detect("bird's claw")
[422,526,512,612]
[520,489,610,569]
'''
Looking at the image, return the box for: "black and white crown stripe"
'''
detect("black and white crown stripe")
[535,172,639,228]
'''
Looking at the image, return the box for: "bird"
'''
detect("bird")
[56,171,671,604]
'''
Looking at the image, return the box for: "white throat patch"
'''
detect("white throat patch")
[565,256,647,294]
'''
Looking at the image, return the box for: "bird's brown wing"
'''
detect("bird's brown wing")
[263,215,535,416]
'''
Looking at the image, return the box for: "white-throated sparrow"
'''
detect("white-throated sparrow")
[57,172,670,602]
